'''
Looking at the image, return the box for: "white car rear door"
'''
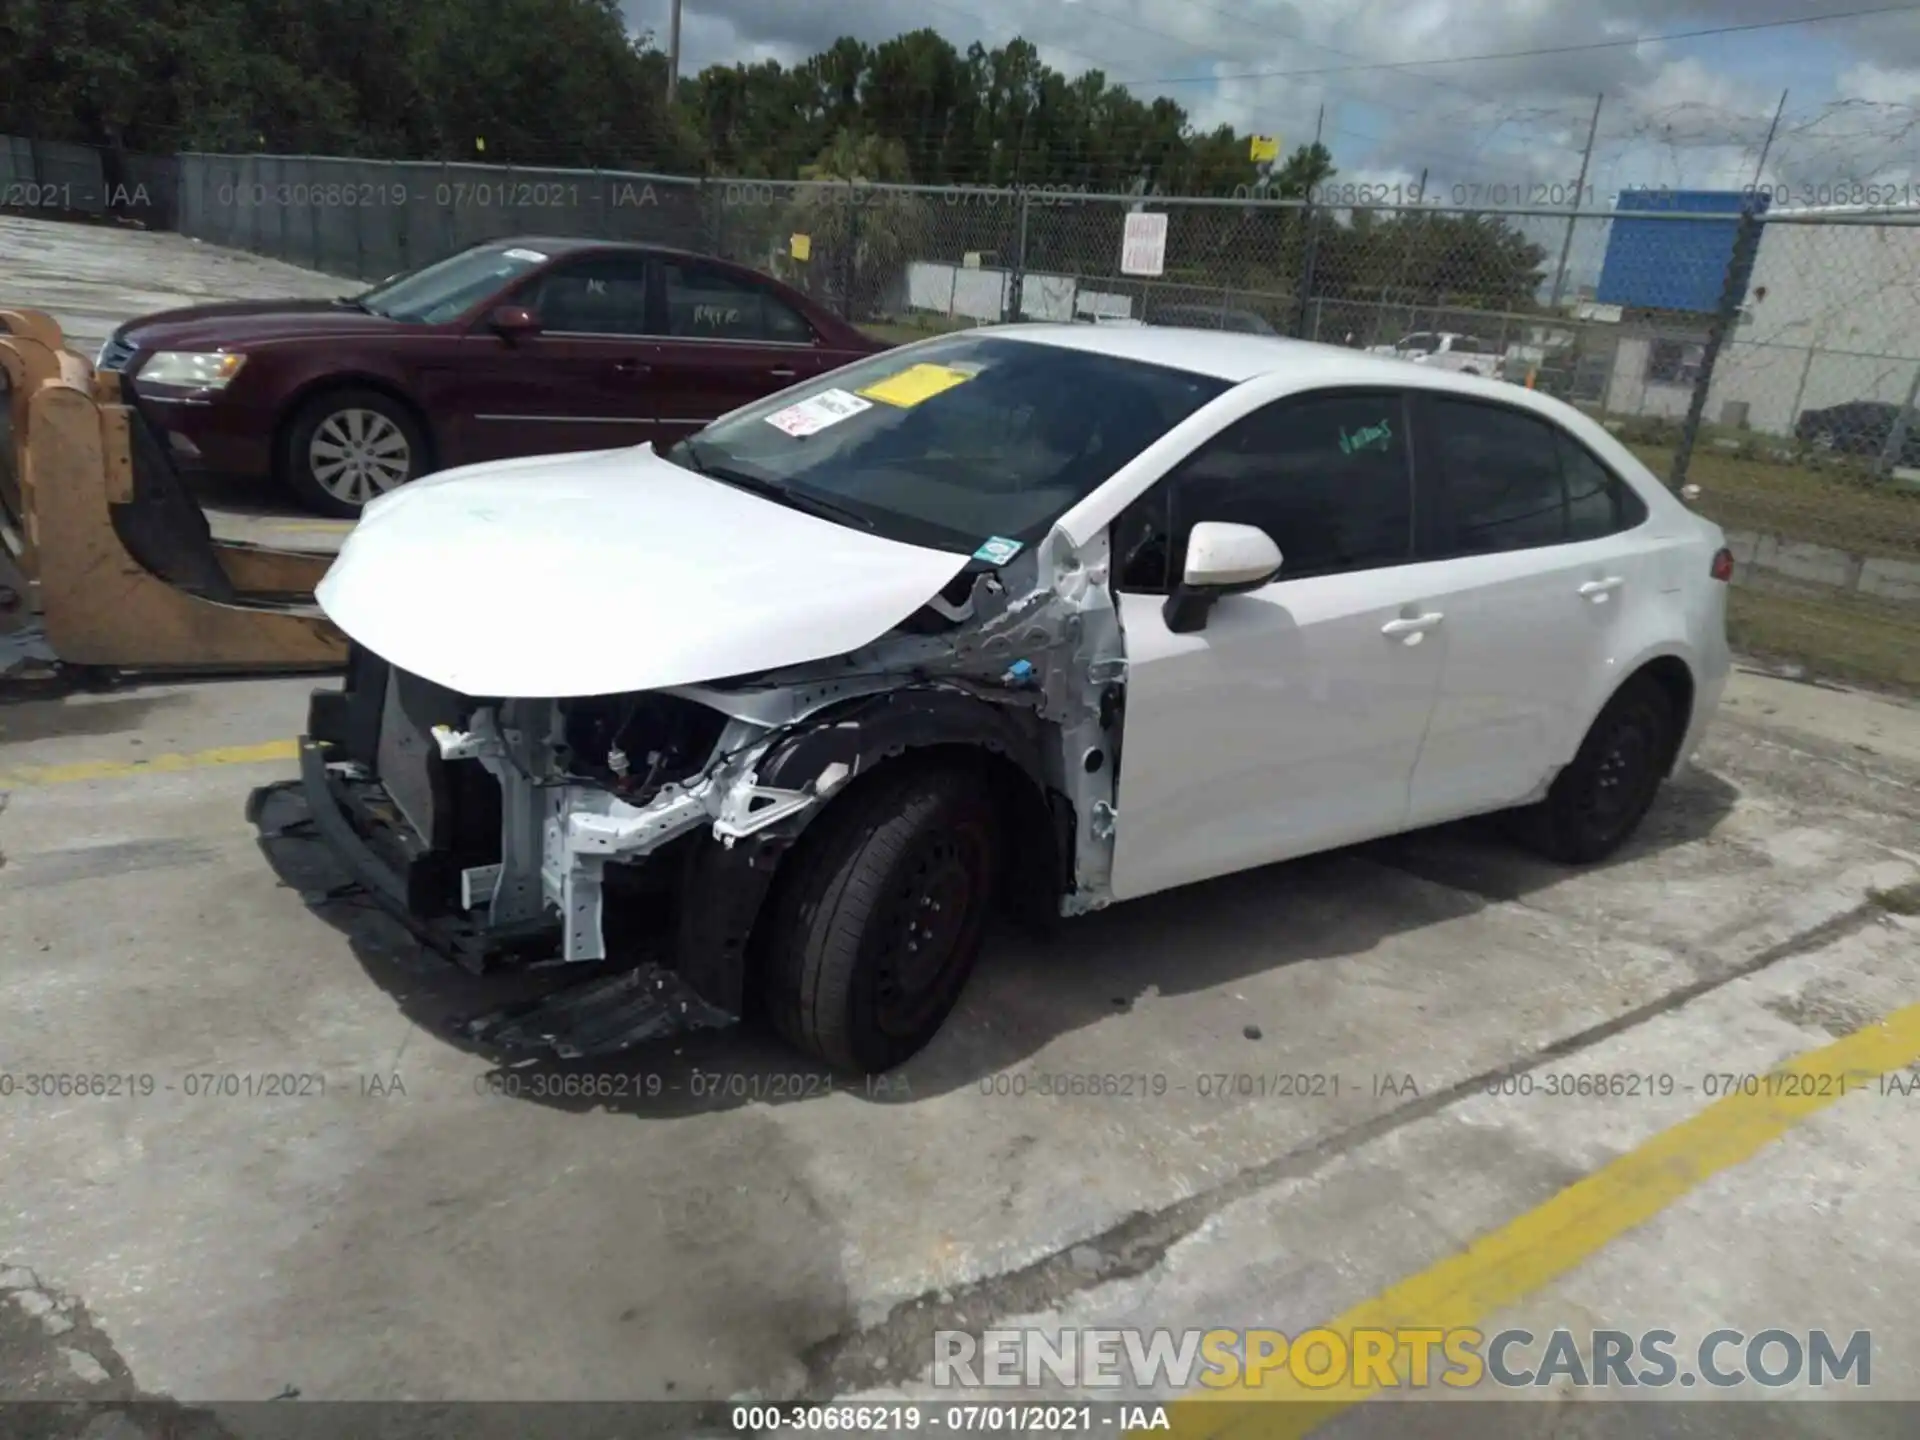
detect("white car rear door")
[1402,392,1662,826]
[1106,388,1447,902]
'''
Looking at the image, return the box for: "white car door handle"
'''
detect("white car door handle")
[1578,577,1625,601]
[1381,612,1444,643]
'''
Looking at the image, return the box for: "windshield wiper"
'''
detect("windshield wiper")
[332,295,376,314]
[676,442,874,530]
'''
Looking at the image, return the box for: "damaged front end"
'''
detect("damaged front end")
[287,523,1127,1051]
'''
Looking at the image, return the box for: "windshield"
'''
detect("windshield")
[667,334,1230,554]
[358,244,550,323]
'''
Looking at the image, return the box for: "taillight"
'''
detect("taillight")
[1710,547,1735,582]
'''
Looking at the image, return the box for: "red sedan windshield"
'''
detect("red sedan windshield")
[360,244,550,324]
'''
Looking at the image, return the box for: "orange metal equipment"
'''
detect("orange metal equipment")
[0,308,346,675]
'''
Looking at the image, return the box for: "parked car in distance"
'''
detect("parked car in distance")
[1794,400,1920,466]
[1146,303,1279,335]
[297,325,1734,1074]
[96,237,883,516]
[1369,331,1498,375]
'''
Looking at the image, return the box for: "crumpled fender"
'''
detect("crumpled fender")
[752,684,1053,797]
[673,684,1063,1013]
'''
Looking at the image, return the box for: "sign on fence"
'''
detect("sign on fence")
[1121,212,1168,277]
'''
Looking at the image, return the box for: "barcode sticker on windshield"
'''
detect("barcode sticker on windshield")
[766,388,872,438]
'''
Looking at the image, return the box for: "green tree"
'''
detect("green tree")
[780,131,930,318]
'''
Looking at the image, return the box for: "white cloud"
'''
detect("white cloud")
[637,0,1920,196]
[1838,62,1920,105]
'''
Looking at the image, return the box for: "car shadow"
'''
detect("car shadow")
[248,764,1741,1121]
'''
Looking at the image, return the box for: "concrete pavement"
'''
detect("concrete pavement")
[2,667,1917,1438]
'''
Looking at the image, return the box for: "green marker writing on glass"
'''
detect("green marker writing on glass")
[1339,419,1393,454]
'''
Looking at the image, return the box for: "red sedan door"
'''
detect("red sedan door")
[449,251,658,464]
[642,257,850,451]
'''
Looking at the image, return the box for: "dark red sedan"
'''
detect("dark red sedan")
[97,237,885,516]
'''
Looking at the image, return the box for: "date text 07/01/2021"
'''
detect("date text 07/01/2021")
[730,1403,1171,1433]
[975,1071,1416,1099]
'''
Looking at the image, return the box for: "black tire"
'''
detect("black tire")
[280,387,428,518]
[1509,676,1677,865]
[760,764,1000,1074]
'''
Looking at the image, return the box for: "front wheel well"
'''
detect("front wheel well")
[739,743,1068,991]
[792,742,1066,912]
[274,377,436,478]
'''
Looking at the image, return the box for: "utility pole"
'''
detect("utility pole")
[1291,104,1327,339]
[1392,166,1427,329]
[666,0,684,107]
[1546,93,1603,313]
[1751,89,1788,190]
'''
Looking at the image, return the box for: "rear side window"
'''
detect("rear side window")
[1559,431,1649,540]
[661,262,813,343]
[1423,398,1644,556]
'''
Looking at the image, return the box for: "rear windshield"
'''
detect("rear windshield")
[667,334,1229,554]
[359,244,549,324]
[1157,307,1274,334]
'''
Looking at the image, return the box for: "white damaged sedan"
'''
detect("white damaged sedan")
[290,324,1733,1073]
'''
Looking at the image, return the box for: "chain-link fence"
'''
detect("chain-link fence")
[1,136,178,228]
[5,141,1916,691]
[173,154,709,282]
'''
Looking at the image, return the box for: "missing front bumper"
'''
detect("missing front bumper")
[263,745,738,1058]
[284,737,558,969]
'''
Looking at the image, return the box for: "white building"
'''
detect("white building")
[1706,204,1920,434]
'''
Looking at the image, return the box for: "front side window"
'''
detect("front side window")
[1400,334,1438,354]
[1114,390,1414,593]
[667,334,1229,553]
[662,262,813,343]
[518,255,650,334]
[359,244,549,324]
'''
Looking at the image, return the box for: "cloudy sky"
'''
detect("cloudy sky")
[627,0,1920,204]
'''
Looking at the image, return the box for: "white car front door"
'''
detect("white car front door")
[1106,389,1448,902]
[1403,393,1661,826]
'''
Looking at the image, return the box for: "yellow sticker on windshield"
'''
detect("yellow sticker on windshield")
[859,363,975,408]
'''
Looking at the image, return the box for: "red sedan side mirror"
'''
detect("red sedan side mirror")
[489,305,541,337]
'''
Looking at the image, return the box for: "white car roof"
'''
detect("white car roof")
[971,321,1627,448]
[982,322,1474,386]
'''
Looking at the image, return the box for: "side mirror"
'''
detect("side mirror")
[1163,521,1283,634]
[489,304,541,337]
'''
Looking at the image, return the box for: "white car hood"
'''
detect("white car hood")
[314,445,973,697]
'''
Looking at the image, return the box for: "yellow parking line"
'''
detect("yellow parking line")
[0,738,298,787]
[1171,998,1920,1438]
